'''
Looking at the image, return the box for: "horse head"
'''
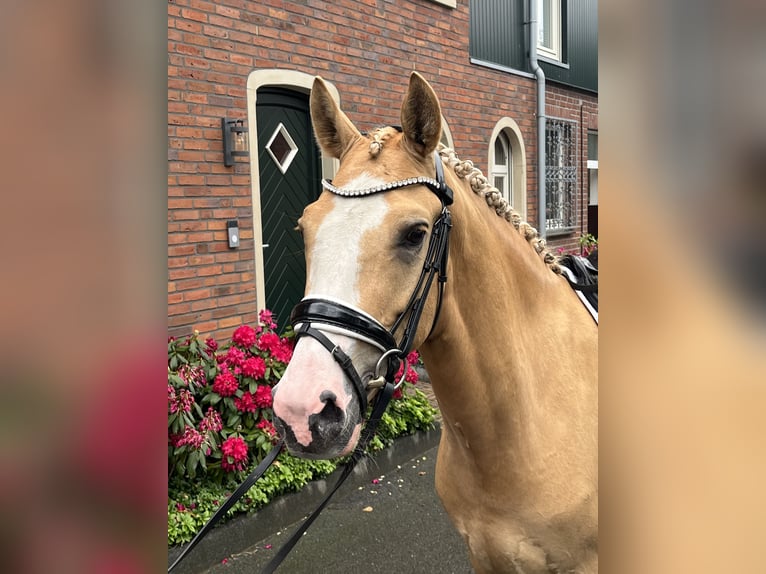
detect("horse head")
[271,73,448,459]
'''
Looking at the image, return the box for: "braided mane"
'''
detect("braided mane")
[437,145,562,274]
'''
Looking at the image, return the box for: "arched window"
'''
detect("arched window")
[489,119,526,219]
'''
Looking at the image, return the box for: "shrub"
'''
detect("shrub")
[168,312,437,545]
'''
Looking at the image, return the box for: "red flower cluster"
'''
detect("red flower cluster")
[220,436,248,472]
[257,332,294,363]
[391,351,421,400]
[169,310,312,482]
[234,391,257,413]
[254,385,273,409]
[178,363,206,387]
[231,325,258,348]
[257,419,276,437]
[241,356,266,379]
[199,407,223,433]
[258,309,277,330]
[168,386,196,414]
[257,332,281,354]
[212,370,238,397]
[176,426,205,449]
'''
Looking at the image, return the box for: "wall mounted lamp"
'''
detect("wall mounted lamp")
[222,118,249,167]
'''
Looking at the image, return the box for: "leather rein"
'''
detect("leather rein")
[169,151,454,573]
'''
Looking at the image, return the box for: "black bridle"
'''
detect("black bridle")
[168,150,453,574]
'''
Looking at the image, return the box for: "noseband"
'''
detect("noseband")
[289,150,454,414]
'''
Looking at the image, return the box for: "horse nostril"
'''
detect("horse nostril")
[319,390,337,404]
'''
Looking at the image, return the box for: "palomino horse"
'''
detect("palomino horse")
[272,73,598,573]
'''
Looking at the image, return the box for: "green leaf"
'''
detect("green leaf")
[169,355,178,370]
[227,413,241,427]
[169,373,185,386]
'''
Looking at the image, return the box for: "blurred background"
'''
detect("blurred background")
[0,0,763,571]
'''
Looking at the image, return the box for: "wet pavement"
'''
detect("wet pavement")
[201,444,473,574]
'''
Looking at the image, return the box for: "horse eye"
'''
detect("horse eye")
[403,228,427,248]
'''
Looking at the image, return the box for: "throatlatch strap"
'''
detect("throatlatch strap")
[167,439,285,573]
[260,380,395,574]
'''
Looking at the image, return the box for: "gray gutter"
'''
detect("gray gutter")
[529,0,547,238]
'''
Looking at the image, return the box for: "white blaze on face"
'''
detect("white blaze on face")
[272,173,388,453]
[307,174,389,303]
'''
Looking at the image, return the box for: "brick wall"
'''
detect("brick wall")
[168,0,597,339]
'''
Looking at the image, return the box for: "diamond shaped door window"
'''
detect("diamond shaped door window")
[265,123,299,174]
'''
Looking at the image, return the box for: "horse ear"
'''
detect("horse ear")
[400,72,442,158]
[310,76,362,159]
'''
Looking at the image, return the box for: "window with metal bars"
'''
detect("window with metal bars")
[545,118,578,232]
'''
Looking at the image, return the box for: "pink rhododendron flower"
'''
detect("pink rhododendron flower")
[176,503,186,512]
[176,388,195,413]
[178,363,206,387]
[212,370,238,397]
[224,346,245,368]
[205,337,218,352]
[178,426,205,449]
[259,309,277,330]
[406,350,420,365]
[220,436,248,472]
[257,332,281,354]
[392,387,403,400]
[199,407,223,433]
[271,339,293,363]
[241,356,266,379]
[254,385,273,408]
[234,391,257,413]
[167,385,178,413]
[256,419,276,437]
[232,325,257,348]
[394,360,419,386]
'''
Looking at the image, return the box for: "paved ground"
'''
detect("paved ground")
[201,443,473,574]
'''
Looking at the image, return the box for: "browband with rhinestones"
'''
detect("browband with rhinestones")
[320,151,453,206]
[320,176,442,198]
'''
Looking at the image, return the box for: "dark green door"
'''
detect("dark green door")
[256,88,321,332]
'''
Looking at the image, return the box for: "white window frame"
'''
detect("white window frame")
[491,131,512,205]
[428,0,456,7]
[488,119,527,220]
[537,0,562,62]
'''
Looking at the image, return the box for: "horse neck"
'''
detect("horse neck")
[420,180,598,484]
